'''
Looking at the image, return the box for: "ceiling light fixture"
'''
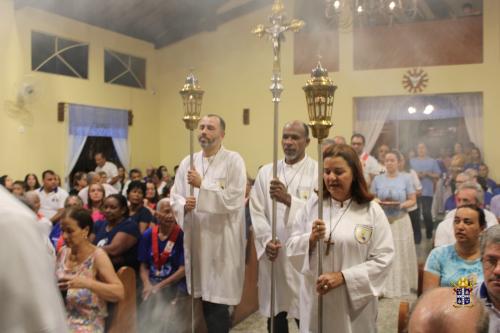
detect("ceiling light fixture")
[325,0,418,30]
[423,104,434,115]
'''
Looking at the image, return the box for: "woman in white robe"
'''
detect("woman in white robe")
[287,144,395,333]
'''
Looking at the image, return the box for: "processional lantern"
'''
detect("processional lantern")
[303,62,337,141]
[179,70,204,333]
[302,61,337,333]
[180,72,204,131]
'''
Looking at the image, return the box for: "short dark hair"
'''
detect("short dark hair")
[0,175,8,186]
[206,114,226,131]
[65,208,94,237]
[42,170,56,179]
[129,168,141,177]
[127,180,146,196]
[350,133,365,144]
[455,204,487,229]
[322,144,374,204]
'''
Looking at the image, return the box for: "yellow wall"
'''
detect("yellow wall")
[0,0,161,182]
[157,0,500,179]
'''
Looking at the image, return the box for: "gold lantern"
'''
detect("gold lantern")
[303,62,337,333]
[180,72,204,131]
[303,62,337,140]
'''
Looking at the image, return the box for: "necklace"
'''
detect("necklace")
[325,198,352,256]
[201,148,221,177]
[281,157,308,189]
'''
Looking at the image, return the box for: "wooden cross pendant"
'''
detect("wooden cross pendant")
[325,236,334,256]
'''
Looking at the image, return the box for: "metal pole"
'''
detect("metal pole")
[252,3,304,331]
[189,130,195,333]
[269,72,281,332]
[317,140,324,333]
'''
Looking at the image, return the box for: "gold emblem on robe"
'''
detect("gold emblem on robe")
[354,224,373,244]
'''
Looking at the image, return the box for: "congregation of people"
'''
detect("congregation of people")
[2,114,500,333]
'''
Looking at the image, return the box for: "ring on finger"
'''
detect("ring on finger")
[323,284,328,290]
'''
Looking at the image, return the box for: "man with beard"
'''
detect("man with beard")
[251,121,317,332]
[170,114,246,333]
[475,224,500,332]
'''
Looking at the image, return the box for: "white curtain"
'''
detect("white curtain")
[112,137,130,169]
[354,93,483,156]
[446,93,483,151]
[354,97,392,153]
[65,135,88,189]
[65,104,129,188]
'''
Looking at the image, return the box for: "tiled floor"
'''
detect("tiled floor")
[232,235,435,333]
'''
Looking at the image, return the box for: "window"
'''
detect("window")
[354,93,483,158]
[31,31,89,78]
[104,50,146,89]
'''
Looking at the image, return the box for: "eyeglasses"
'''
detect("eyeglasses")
[483,256,500,270]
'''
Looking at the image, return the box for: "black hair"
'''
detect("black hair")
[155,168,165,179]
[0,175,8,186]
[456,204,487,229]
[161,183,171,198]
[129,168,141,177]
[105,194,129,217]
[42,170,56,180]
[350,133,365,144]
[24,173,40,190]
[476,176,488,192]
[127,180,146,196]
[66,208,94,237]
[145,180,159,203]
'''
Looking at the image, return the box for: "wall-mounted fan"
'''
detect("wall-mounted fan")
[4,75,42,125]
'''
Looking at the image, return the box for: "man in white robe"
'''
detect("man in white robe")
[287,195,394,333]
[0,187,68,332]
[251,121,317,332]
[170,114,246,333]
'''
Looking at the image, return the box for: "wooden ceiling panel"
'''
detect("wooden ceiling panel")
[13,0,269,48]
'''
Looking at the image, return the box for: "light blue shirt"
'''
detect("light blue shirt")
[371,173,414,218]
[410,157,441,197]
[425,244,483,288]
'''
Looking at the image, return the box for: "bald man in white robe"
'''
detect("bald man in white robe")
[171,114,246,333]
[251,121,317,332]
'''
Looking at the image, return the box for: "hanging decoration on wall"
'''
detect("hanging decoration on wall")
[402,68,429,94]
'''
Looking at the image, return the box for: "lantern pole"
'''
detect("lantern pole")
[252,1,304,331]
[302,62,337,333]
[180,72,204,333]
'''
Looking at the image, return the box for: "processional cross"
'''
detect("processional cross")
[252,1,304,333]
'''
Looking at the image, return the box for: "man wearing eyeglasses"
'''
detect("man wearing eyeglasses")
[475,224,500,332]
